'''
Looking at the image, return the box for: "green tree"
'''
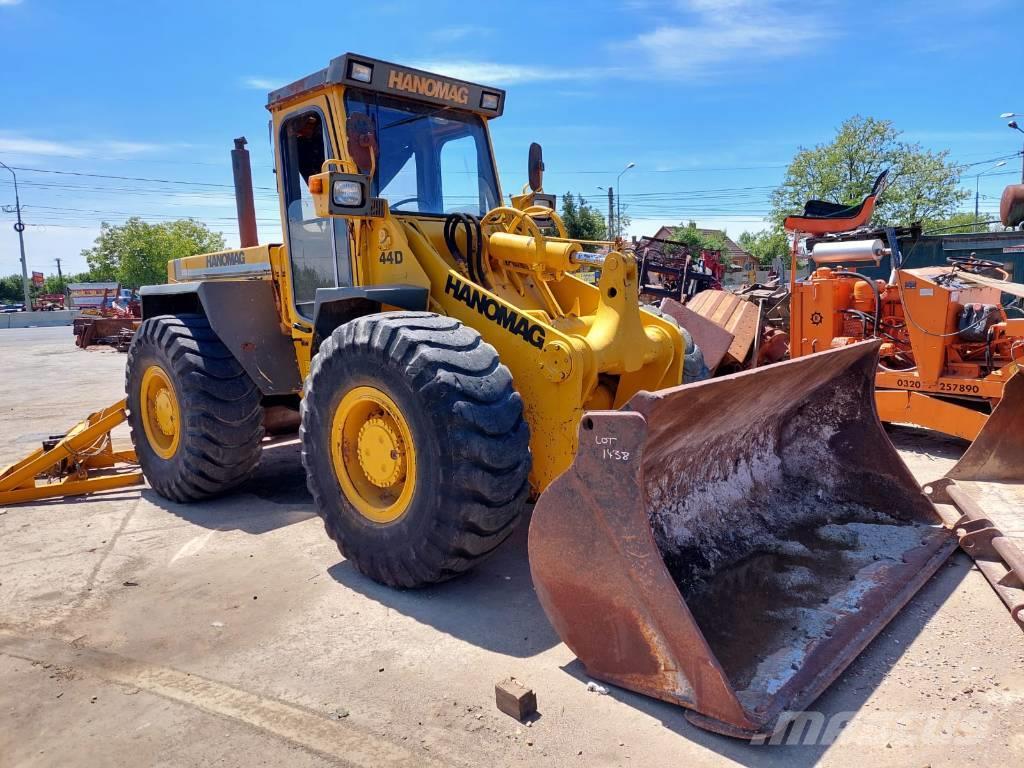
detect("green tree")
[0,275,27,303]
[738,229,791,267]
[82,217,226,288]
[665,221,732,265]
[560,191,608,240]
[930,211,999,235]
[770,116,968,229]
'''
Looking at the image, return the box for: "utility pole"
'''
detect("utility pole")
[607,187,614,240]
[55,257,63,282]
[0,160,31,309]
[974,161,1007,232]
[615,162,635,239]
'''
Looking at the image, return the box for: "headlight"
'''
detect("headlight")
[480,92,500,110]
[333,180,365,207]
[349,61,373,83]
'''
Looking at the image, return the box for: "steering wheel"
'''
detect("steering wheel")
[947,255,1005,275]
[480,207,546,263]
[390,196,428,211]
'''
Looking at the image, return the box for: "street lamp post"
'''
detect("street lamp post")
[0,160,32,310]
[975,160,1007,231]
[615,162,635,238]
[1002,113,1024,183]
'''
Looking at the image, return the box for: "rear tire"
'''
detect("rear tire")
[126,314,264,502]
[300,312,531,588]
[643,304,710,382]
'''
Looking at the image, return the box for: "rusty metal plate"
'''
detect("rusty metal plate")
[530,341,955,736]
[658,298,734,374]
[925,372,1024,629]
[950,371,1024,483]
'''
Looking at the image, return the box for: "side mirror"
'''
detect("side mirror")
[309,171,371,218]
[528,142,544,192]
[346,113,378,176]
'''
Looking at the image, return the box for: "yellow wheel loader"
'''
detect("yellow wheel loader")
[4,55,959,737]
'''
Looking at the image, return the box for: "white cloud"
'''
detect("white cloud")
[621,0,832,78]
[0,133,165,159]
[94,140,163,155]
[0,0,24,6]
[242,77,284,90]
[0,136,87,157]
[429,25,490,43]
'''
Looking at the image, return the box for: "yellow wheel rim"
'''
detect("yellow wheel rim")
[330,386,417,524]
[140,364,180,460]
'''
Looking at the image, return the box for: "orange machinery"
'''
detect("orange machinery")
[790,254,1024,441]
[783,172,1024,442]
[781,176,1024,629]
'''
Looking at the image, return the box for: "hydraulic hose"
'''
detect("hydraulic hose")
[444,213,484,286]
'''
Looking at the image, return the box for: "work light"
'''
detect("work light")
[349,61,374,83]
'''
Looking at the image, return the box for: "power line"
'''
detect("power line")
[4,165,278,191]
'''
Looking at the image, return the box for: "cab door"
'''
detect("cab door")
[276,100,354,320]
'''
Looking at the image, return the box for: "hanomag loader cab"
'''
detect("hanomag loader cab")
[122,55,955,737]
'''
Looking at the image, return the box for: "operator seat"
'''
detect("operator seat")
[784,170,889,236]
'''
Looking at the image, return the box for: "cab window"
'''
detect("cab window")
[344,90,499,216]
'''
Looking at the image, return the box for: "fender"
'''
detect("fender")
[140,281,302,396]
[311,284,429,352]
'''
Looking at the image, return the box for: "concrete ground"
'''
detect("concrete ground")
[1,326,1022,767]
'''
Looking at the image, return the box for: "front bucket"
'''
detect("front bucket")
[529,342,956,737]
[925,372,1024,628]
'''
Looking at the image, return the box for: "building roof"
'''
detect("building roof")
[68,282,119,291]
[647,225,754,264]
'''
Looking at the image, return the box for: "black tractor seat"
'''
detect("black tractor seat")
[784,170,889,236]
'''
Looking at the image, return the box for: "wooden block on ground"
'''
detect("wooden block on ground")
[495,677,537,721]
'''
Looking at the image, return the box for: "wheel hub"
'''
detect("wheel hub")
[153,389,176,436]
[139,364,180,460]
[357,416,406,488]
[330,386,417,524]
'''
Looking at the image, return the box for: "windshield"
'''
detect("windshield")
[344,90,500,216]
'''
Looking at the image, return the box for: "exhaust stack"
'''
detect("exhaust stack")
[231,137,258,248]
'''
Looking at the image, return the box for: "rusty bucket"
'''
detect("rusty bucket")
[924,371,1024,629]
[529,342,956,737]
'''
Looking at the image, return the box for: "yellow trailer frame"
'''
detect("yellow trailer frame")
[0,400,144,505]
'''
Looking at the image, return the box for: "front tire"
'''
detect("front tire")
[126,314,264,502]
[300,312,531,587]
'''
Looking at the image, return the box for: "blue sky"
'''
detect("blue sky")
[0,0,1020,275]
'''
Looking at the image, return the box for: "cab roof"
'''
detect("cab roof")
[267,53,506,117]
